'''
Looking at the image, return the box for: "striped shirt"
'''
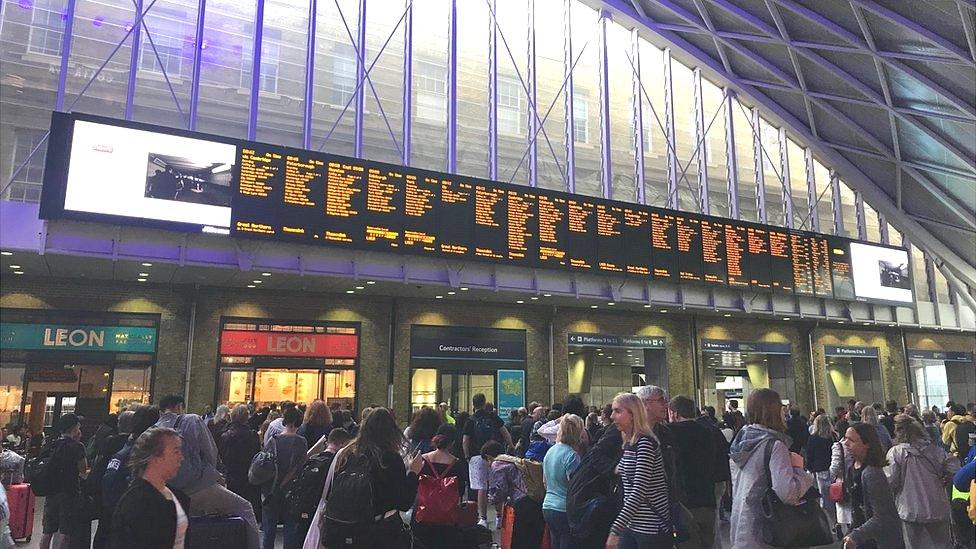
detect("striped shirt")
[611,433,671,536]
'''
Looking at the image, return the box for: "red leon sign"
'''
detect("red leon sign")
[219,331,359,358]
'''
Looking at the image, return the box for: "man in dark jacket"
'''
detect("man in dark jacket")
[786,407,809,453]
[670,395,719,549]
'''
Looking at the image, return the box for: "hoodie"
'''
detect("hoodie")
[885,440,959,522]
[728,425,813,549]
[156,412,221,495]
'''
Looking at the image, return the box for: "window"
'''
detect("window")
[415,59,446,123]
[241,34,281,94]
[4,129,47,202]
[759,122,779,174]
[573,91,589,143]
[330,52,358,106]
[139,22,185,77]
[27,0,65,56]
[497,76,523,135]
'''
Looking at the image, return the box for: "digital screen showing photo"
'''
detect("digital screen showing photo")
[849,242,914,304]
[62,120,236,230]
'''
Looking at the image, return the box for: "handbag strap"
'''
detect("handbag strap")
[421,455,457,480]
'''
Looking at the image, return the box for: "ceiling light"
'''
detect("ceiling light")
[251,280,262,284]
[888,323,896,327]
[8,265,20,269]
[607,302,615,306]
[590,305,598,309]
[435,295,444,299]
[247,284,256,288]
[139,272,149,277]
[723,313,732,317]
[448,291,456,295]
[543,293,552,297]
[783,317,790,321]
[0,251,11,256]
[366,280,376,285]
[355,286,364,290]
[262,272,272,277]
[643,304,651,308]
[530,296,538,300]
[12,271,24,275]
[460,287,469,291]
[516,300,524,304]
[346,290,355,294]
[659,309,667,313]
[141,262,152,267]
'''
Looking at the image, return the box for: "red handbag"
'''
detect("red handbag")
[828,480,845,503]
[414,457,460,526]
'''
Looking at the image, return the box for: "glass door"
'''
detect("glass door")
[438,371,495,415]
[43,393,77,431]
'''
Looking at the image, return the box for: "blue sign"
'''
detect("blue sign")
[824,345,879,358]
[568,333,666,348]
[0,323,157,353]
[701,339,792,355]
[908,350,973,362]
[496,369,525,419]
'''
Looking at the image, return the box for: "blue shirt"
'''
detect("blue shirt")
[542,442,580,511]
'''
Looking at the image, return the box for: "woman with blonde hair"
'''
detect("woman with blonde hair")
[606,392,672,548]
[298,400,332,448]
[807,413,836,517]
[728,388,813,549]
[542,413,584,549]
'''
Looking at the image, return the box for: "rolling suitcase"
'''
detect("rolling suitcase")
[186,515,248,549]
[6,483,35,541]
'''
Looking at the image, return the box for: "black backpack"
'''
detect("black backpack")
[27,439,66,497]
[566,432,623,540]
[284,451,336,521]
[471,413,501,451]
[322,453,376,525]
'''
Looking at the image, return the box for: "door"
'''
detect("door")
[438,372,495,415]
[43,393,77,434]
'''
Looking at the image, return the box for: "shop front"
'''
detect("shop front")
[215,318,360,412]
[823,345,884,410]
[0,310,158,436]
[567,333,667,408]
[409,325,526,418]
[700,339,796,412]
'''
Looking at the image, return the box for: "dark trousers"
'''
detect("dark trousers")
[512,497,545,549]
[618,529,675,549]
[323,514,409,549]
[262,498,299,549]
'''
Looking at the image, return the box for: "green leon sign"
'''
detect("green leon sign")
[0,323,157,353]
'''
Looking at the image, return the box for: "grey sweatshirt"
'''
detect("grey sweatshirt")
[156,412,222,495]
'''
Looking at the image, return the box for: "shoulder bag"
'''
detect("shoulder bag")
[829,441,846,503]
[248,436,278,486]
[760,438,834,547]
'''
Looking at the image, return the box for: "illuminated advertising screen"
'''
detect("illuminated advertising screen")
[40,113,915,306]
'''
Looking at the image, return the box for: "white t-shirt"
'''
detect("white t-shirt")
[161,486,188,549]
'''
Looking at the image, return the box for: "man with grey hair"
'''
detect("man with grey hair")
[635,385,691,542]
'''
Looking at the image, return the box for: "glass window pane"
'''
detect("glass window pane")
[732,98,757,222]
[759,119,784,225]
[254,0,309,148]
[132,0,198,129]
[607,21,633,202]
[864,202,881,242]
[911,246,929,301]
[933,265,951,303]
[322,369,356,411]
[218,370,253,407]
[311,0,358,157]
[812,159,834,234]
[495,0,529,185]
[361,1,405,164]
[887,224,903,247]
[110,368,151,413]
[62,0,132,119]
[838,180,857,238]
[786,139,810,230]
[640,40,667,207]
[535,0,567,193]
[196,0,257,136]
[569,3,600,197]
[671,61,697,212]
[411,368,437,411]
[455,0,489,179]
[0,366,25,428]
[701,79,728,217]
[411,0,449,171]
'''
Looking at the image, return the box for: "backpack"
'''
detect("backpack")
[414,457,461,525]
[566,437,623,540]
[492,454,546,502]
[323,453,376,525]
[248,436,278,486]
[471,413,501,451]
[284,451,336,521]
[27,439,67,496]
[101,443,134,512]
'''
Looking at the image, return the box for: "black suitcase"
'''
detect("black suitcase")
[186,515,248,549]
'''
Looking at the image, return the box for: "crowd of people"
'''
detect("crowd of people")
[0,390,971,549]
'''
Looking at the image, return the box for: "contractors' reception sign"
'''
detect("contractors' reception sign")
[0,323,157,353]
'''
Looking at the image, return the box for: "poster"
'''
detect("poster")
[496,369,525,419]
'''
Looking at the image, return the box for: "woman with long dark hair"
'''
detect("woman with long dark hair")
[407,407,443,455]
[841,423,903,549]
[728,388,814,549]
[310,408,423,548]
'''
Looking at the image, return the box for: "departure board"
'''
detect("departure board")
[41,112,916,306]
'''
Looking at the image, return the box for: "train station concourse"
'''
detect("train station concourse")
[1,0,974,435]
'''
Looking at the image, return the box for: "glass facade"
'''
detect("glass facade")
[0,0,951,304]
